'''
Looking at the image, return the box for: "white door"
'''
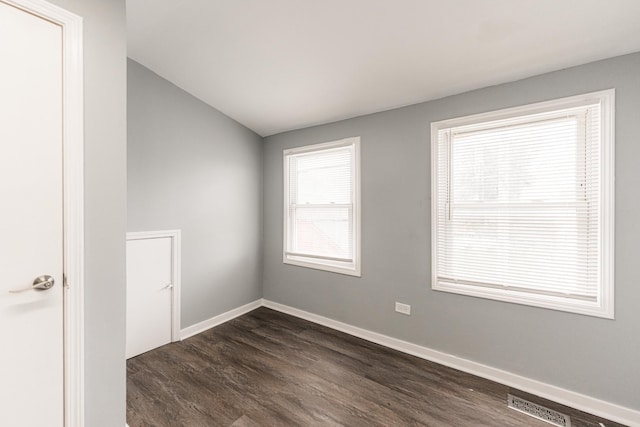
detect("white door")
[126,235,176,358]
[0,2,64,426]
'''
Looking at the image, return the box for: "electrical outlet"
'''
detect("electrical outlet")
[395,302,411,315]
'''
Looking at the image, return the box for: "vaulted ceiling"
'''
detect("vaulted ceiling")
[127,0,640,137]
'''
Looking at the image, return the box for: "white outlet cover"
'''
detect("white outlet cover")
[395,302,411,315]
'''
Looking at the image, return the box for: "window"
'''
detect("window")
[431,90,614,318]
[284,137,361,276]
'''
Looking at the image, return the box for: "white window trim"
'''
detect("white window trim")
[283,137,362,277]
[430,90,615,318]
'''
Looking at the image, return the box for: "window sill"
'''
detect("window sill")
[433,279,613,319]
[284,255,361,277]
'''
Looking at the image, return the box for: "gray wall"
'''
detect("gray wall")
[48,0,127,426]
[127,59,263,328]
[263,53,640,410]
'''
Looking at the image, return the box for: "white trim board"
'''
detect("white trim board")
[261,300,640,426]
[180,299,262,340]
[127,230,182,342]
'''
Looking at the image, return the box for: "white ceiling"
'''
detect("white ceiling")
[127,0,640,137]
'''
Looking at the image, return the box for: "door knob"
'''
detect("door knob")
[9,275,55,293]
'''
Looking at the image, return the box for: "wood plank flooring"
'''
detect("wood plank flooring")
[127,307,624,426]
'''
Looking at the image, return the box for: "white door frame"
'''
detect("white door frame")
[126,230,182,341]
[2,0,85,425]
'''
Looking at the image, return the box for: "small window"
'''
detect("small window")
[283,137,361,276]
[431,90,614,318]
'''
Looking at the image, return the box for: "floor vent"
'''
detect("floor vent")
[508,394,572,427]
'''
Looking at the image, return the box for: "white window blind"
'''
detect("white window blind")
[431,91,614,318]
[284,137,361,276]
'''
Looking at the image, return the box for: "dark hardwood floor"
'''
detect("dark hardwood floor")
[127,307,624,427]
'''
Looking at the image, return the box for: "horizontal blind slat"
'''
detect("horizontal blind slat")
[436,103,601,298]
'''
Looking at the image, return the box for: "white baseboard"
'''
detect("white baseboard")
[175,298,639,425]
[180,299,262,340]
[262,299,640,427]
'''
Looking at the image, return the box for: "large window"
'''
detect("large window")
[283,137,361,276]
[431,90,614,318]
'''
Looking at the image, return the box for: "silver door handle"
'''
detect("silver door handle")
[9,275,55,293]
